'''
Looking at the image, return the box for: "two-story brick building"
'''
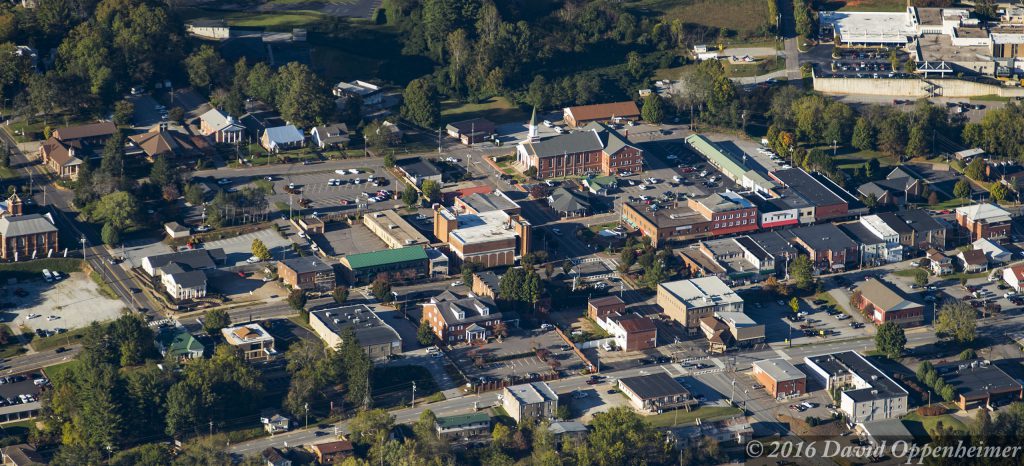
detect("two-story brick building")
[516,122,642,179]
[956,203,1012,241]
[278,257,336,292]
[0,207,58,262]
[421,290,513,344]
[855,278,924,328]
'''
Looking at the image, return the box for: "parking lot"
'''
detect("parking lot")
[745,298,875,347]
[203,227,293,266]
[1,272,125,333]
[448,328,585,382]
[266,168,400,214]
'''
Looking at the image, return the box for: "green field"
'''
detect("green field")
[441,97,530,125]
[902,412,968,442]
[645,405,743,428]
[724,58,785,78]
[625,0,771,40]
[178,8,327,29]
[818,0,909,12]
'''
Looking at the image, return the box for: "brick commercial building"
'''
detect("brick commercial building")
[309,305,402,360]
[784,223,859,272]
[433,206,531,269]
[769,168,849,222]
[596,312,657,352]
[0,212,58,261]
[621,192,758,247]
[562,101,640,127]
[657,277,743,333]
[339,247,429,285]
[956,203,1012,241]
[454,191,521,216]
[421,290,512,344]
[516,122,642,179]
[587,295,626,319]
[446,118,496,145]
[363,210,430,249]
[934,359,1023,410]
[752,359,807,399]
[855,278,925,327]
[618,373,696,413]
[278,257,336,292]
[805,351,908,423]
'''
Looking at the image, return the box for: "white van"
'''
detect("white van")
[42,269,53,282]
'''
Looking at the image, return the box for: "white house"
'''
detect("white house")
[1004,264,1024,292]
[161,270,207,301]
[260,125,305,153]
[973,238,1012,263]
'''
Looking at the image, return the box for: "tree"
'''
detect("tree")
[958,348,977,361]
[492,423,512,450]
[417,321,435,346]
[102,222,121,246]
[251,238,271,261]
[965,157,986,181]
[371,278,392,303]
[333,286,350,304]
[185,45,227,90]
[875,322,906,359]
[788,297,800,314]
[168,107,184,123]
[865,158,880,179]
[383,153,396,168]
[641,94,664,124]
[203,308,230,334]
[274,62,331,128]
[184,184,204,206]
[935,301,977,343]
[852,117,875,151]
[149,155,173,189]
[401,78,440,128]
[906,124,927,157]
[912,268,929,287]
[990,182,1011,203]
[954,178,971,199]
[113,100,135,126]
[288,289,307,312]
[348,409,395,446]
[421,179,440,203]
[788,255,814,290]
[586,407,665,466]
[461,262,477,289]
[92,191,139,230]
[402,184,419,206]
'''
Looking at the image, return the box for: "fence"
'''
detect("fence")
[553,327,597,374]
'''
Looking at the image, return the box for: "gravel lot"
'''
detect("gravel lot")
[4,273,124,332]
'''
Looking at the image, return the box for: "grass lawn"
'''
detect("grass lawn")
[441,97,530,125]
[892,268,927,278]
[89,270,118,300]
[654,64,689,81]
[818,0,907,12]
[971,94,1013,102]
[0,165,16,180]
[176,7,327,29]
[834,149,894,171]
[625,0,771,41]
[42,359,82,382]
[371,365,439,409]
[0,258,83,282]
[723,58,784,78]
[902,412,968,441]
[31,325,97,352]
[646,405,743,428]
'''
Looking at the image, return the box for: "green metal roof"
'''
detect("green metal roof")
[435,412,491,429]
[156,329,204,356]
[685,134,747,179]
[343,246,428,270]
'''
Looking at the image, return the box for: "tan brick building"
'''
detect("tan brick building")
[752,358,806,399]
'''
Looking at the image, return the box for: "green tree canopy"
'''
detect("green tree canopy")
[401,78,440,128]
[788,255,814,290]
[875,322,906,359]
[935,301,977,343]
[641,93,664,124]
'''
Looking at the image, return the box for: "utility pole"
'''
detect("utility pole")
[411,381,417,407]
[209,420,213,437]
[304,403,309,429]
[437,127,443,154]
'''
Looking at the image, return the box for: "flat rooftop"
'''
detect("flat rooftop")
[753,358,805,383]
[820,11,915,44]
[806,351,907,402]
[935,360,1023,401]
[310,304,402,347]
[918,33,993,63]
[625,202,705,229]
[659,277,743,309]
[451,210,517,245]
[364,210,430,247]
[770,169,845,208]
[459,191,520,214]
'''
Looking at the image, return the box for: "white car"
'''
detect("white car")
[699,171,708,177]
[47,315,59,321]
[335,169,348,175]
[288,183,297,189]
[298,231,307,238]
[328,179,338,186]
[673,175,682,182]
[619,171,633,176]
[451,281,464,287]
[638,184,650,190]
[217,179,231,185]
[246,256,261,264]
[195,225,212,233]
[542,120,553,127]
[26,314,40,319]
[554,126,564,134]
[353,178,362,185]
[348,169,359,174]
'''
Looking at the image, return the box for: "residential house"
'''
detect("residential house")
[446,118,495,145]
[784,223,859,272]
[128,125,207,161]
[547,187,591,218]
[310,123,349,149]
[657,277,743,333]
[1003,264,1024,292]
[973,238,1012,263]
[804,351,909,423]
[261,447,292,466]
[39,121,117,179]
[339,247,429,285]
[595,312,657,352]
[618,373,696,413]
[164,222,190,239]
[309,440,354,464]
[142,248,225,302]
[221,324,277,362]
[421,291,510,344]
[309,305,402,360]
[958,249,988,273]
[547,421,588,443]
[434,412,492,442]
[333,80,384,106]
[155,328,205,360]
[198,108,244,143]
[502,382,558,423]
[927,248,954,275]
[582,175,617,195]
[260,125,305,153]
[0,213,58,261]
[855,278,924,327]
[956,203,1012,241]
[278,257,336,292]
[378,121,402,144]
[587,295,626,320]
[162,269,207,301]
[261,413,290,434]
[752,359,806,399]
[516,122,642,179]
[1,444,44,466]
[563,101,640,127]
